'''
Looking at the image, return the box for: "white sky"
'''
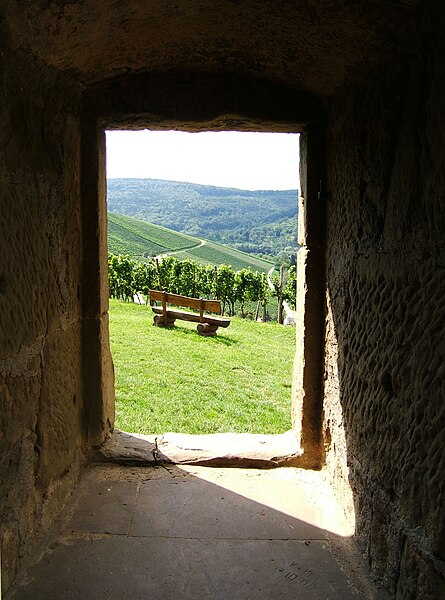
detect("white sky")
[106,130,299,191]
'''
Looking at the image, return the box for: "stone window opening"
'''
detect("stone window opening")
[100,128,309,466]
[81,88,326,468]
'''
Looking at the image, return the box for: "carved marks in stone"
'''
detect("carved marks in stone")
[278,560,318,591]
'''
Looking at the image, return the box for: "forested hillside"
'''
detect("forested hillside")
[107,178,298,263]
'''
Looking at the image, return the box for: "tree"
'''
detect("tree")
[283,264,297,309]
[235,268,259,317]
[195,264,216,298]
[270,264,297,320]
[108,254,136,301]
[249,271,269,313]
[214,264,236,316]
[177,260,198,297]
[133,261,156,301]
[108,253,281,321]
[154,256,176,291]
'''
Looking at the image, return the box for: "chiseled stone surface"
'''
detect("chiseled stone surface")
[0,48,86,592]
[323,29,445,598]
[2,1,419,94]
[0,0,444,597]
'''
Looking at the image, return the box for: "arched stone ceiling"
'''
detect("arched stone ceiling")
[2,0,421,95]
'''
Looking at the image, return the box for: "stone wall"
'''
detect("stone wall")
[0,49,87,592]
[323,22,445,598]
[1,2,443,596]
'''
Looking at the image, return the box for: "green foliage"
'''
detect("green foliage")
[283,265,297,308]
[108,212,200,258]
[108,212,274,273]
[109,299,295,434]
[269,265,297,310]
[214,264,236,315]
[108,216,166,257]
[133,261,156,295]
[108,254,137,301]
[108,253,295,320]
[234,268,267,316]
[107,178,299,263]
[216,217,299,263]
[177,239,274,273]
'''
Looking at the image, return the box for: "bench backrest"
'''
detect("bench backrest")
[149,289,222,317]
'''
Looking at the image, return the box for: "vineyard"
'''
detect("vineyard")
[108,213,200,257]
[107,178,298,263]
[108,254,296,319]
[108,212,275,273]
[171,239,274,272]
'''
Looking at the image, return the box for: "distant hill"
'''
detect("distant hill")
[107,178,298,262]
[108,212,275,273]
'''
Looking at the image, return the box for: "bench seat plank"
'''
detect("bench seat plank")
[149,289,230,335]
[151,306,230,327]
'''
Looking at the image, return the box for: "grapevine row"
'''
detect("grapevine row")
[108,254,296,318]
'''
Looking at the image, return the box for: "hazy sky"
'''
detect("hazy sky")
[106,130,299,191]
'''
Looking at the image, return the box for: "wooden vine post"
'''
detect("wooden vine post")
[278,265,285,325]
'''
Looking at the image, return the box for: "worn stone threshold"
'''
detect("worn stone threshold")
[96,429,310,468]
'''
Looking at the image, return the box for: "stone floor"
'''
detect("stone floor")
[10,464,377,599]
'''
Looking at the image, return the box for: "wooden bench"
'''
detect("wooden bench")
[149,289,230,336]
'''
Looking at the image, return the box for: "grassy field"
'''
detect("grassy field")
[108,212,275,272]
[109,299,295,434]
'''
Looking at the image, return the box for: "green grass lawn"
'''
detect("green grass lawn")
[109,299,295,434]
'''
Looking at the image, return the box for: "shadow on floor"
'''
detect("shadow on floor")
[9,464,376,600]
